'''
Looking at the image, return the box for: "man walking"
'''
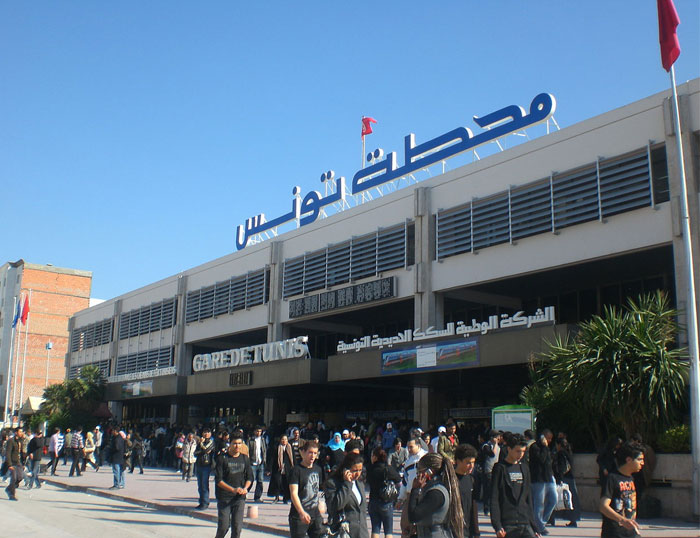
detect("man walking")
[48,427,63,476]
[288,440,323,538]
[94,426,103,466]
[397,437,427,538]
[214,432,252,538]
[455,443,480,538]
[490,433,539,538]
[481,429,501,516]
[438,420,459,463]
[247,425,267,502]
[599,442,645,538]
[68,426,85,477]
[529,429,557,535]
[195,427,215,509]
[4,428,25,501]
[25,430,44,489]
[109,429,126,489]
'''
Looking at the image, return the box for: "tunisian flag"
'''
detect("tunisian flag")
[657,0,681,71]
[20,294,30,325]
[361,116,377,137]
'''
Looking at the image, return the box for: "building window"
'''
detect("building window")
[119,297,177,340]
[70,318,114,352]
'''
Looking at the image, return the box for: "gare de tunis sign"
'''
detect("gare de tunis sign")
[235,93,556,250]
[192,336,310,372]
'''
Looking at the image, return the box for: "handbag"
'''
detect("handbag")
[325,511,351,538]
[379,467,399,503]
[555,482,574,511]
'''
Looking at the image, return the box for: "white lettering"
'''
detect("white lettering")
[192,337,311,372]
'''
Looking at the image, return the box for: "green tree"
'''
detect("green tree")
[521,291,689,449]
[39,364,106,430]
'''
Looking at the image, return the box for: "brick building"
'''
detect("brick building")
[0,260,92,423]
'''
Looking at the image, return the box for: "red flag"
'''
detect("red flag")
[20,295,29,325]
[361,117,377,137]
[657,0,681,71]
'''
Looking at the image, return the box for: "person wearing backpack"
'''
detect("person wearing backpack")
[367,447,401,538]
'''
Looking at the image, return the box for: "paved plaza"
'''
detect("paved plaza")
[3,466,690,537]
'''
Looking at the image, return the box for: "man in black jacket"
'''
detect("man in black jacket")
[4,428,25,501]
[195,427,215,509]
[529,429,556,535]
[490,433,539,538]
[109,429,126,489]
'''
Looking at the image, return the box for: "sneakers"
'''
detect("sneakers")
[566,522,578,528]
[5,487,17,501]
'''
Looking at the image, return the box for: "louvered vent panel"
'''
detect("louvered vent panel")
[230,276,247,312]
[303,250,327,293]
[553,165,599,229]
[599,151,651,218]
[246,270,266,307]
[472,193,510,250]
[377,225,406,272]
[186,291,201,323]
[351,234,377,280]
[214,281,230,316]
[436,204,471,260]
[327,242,351,287]
[511,181,552,240]
[283,256,304,298]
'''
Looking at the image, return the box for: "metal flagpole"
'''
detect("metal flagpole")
[669,66,700,517]
[19,289,32,413]
[3,296,18,426]
[10,294,23,420]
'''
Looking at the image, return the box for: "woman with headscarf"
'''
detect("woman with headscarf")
[327,432,346,472]
[268,434,294,503]
[408,452,464,538]
[82,431,99,472]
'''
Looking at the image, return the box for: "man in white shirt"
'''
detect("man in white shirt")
[246,426,267,502]
[397,438,427,537]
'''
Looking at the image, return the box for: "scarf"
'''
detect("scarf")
[327,433,345,452]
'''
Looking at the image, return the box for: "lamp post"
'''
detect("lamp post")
[45,341,53,387]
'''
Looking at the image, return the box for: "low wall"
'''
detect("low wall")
[572,453,693,519]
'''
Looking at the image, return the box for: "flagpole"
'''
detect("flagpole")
[10,296,23,421]
[669,66,700,518]
[3,297,17,426]
[19,289,32,417]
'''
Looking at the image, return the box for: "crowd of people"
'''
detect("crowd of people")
[0,418,649,538]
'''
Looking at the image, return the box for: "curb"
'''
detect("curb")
[42,478,288,537]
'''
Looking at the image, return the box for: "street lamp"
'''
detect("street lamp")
[45,341,53,387]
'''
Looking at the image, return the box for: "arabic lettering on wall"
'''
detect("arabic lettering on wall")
[336,306,556,353]
[235,93,557,250]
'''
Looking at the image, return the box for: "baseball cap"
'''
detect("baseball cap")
[438,426,447,433]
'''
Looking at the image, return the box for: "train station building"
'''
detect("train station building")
[66,79,700,429]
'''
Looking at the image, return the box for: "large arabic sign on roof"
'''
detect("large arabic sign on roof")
[235,93,557,250]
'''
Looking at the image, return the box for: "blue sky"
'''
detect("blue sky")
[2,2,699,300]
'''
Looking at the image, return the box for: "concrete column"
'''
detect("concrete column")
[264,396,275,427]
[174,275,189,378]
[169,403,178,425]
[413,187,444,331]
[267,241,285,342]
[414,386,430,429]
[108,299,122,377]
[109,401,123,423]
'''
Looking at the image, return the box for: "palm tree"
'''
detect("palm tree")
[522,291,689,448]
[41,383,70,417]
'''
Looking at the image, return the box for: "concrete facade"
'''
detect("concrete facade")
[65,81,700,428]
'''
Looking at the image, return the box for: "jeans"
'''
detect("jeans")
[482,471,493,514]
[26,459,42,488]
[215,495,246,538]
[50,453,60,474]
[368,498,394,534]
[531,479,557,532]
[69,448,83,476]
[289,511,324,538]
[112,463,125,488]
[250,463,265,500]
[196,464,212,506]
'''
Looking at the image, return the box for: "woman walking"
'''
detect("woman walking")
[324,452,369,538]
[367,447,401,538]
[268,434,294,503]
[82,431,99,472]
[408,452,464,538]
